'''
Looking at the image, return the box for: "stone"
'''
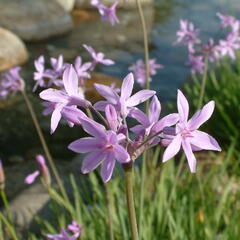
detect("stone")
[0,0,73,41]
[55,0,75,12]
[0,27,28,72]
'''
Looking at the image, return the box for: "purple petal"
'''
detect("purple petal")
[177,90,189,123]
[152,113,179,133]
[130,125,145,135]
[51,107,62,134]
[24,171,40,184]
[163,134,182,162]
[190,130,221,151]
[94,83,119,104]
[101,59,115,65]
[129,108,149,125]
[149,95,161,123]
[101,152,115,182]
[188,101,215,130]
[105,104,118,131]
[63,65,78,96]
[61,106,86,125]
[39,89,68,104]
[81,150,106,174]
[127,90,156,107]
[113,145,130,163]
[182,139,197,173]
[94,101,109,111]
[121,73,134,100]
[80,118,106,138]
[68,137,103,153]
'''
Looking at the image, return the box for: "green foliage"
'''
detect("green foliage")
[17,145,239,240]
[184,55,240,150]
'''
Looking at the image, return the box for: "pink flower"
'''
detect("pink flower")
[185,55,205,74]
[68,118,130,182]
[217,12,238,29]
[83,44,115,70]
[162,90,221,172]
[94,73,156,118]
[175,19,201,53]
[201,38,220,62]
[129,59,163,88]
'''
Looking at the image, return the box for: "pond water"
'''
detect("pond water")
[1,0,240,160]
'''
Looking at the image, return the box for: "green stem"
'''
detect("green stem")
[0,190,12,224]
[197,57,209,109]
[138,151,146,239]
[105,183,114,240]
[123,166,139,240]
[20,89,69,203]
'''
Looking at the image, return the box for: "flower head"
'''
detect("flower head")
[94,73,156,118]
[40,65,90,133]
[162,90,221,172]
[185,55,205,74]
[175,19,201,53]
[0,66,24,98]
[83,44,115,70]
[129,59,163,88]
[68,118,130,182]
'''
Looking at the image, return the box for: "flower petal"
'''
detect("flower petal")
[113,145,130,163]
[149,95,161,123]
[39,89,68,103]
[105,104,118,131]
[129,108,149,125]
[94,83,119,104]
[188,101,215,130]
[101,152,115,182]
[61,106,86,125]
[162,134,182,162]
[190,130,221,151]
[81,150,106,174]
[177,90,189,123]
[121,73,134,100]
[63,65,78,96]
[51,107,62,134]
[152,113,179,134]
[24,170,40,184]
[80,118,106,138]
[127,90,156,107]
[68,137,103,153]
[182,139,197,173]
[94,101,109,111]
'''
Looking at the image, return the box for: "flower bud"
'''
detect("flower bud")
[36,155,51,186]
[0,160,5,190]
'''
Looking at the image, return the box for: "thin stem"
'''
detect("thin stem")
[0,190,12,224]
[89,106,109,128]
[124,166,139,240]
[138,151,146,239]
[197,57,209,109]
[105,183,114,240]
[136,0,150,90]
[20,89,69,203]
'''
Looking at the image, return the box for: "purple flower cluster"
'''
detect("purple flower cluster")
[0,67,24,99]
[45,221,82,240]
[129,59,163,88]
[175,13,240,74]
[34,45,114,92]
[91,0,119,26]
[39,63,221,181]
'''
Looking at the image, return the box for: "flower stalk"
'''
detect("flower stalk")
[123,164,139,240]
[20,88,69,202]
[197,56,209,109]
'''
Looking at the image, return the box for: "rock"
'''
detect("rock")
[75,0,153,9]
[0,27,28,72]
[55,0,75,12]
[0,0,73,41]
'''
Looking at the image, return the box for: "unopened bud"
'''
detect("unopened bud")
[36,155,51,186]
[0,160,5,190]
